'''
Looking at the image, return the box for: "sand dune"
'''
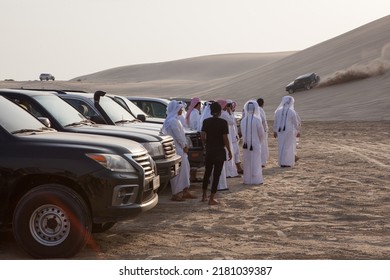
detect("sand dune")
[3,16,389,121]
[2,16,390,121]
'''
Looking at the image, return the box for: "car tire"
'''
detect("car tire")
[12,184,92,258]
[305,84,311,90]
[288,89,294,94]
[92,222,116,233]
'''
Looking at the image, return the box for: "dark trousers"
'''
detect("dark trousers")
[202,157,225,194]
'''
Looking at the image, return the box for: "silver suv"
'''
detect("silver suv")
[39,73,55,81]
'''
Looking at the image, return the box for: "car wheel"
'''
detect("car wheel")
[12,184,92,258]
[305,84,311,90]
[92,222,116,233]
[288,89,294,94]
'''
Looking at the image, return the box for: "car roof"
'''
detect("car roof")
[128,96,171,103]
[0,88,58,97]
[296,72,316,79]
[56,91,94,99]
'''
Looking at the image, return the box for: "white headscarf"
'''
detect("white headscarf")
[162,100,184,134]
[197,101,213,131]
[185,97,201,125]
[275,96,295,132]
[242,100,261,151]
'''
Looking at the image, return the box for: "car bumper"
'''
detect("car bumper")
[154,154,182,188]
[82,169,159,223]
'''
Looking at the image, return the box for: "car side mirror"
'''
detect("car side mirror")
[38,117,51,128]
[136,114,146,122]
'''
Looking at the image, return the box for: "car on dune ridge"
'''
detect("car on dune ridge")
[285,72,320,94]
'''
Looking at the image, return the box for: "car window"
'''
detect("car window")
[64,98,99,119]
[150,102,167,118]
[112,97,129,111]
[0,96,46,133]
[8,97,43,118]
[34,95,87,126]
[98,96,136,122]
[125,99,148,116]
[113,96,147,117]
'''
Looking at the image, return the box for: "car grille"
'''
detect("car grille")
[131,151,154,180]
[162,137,177,158]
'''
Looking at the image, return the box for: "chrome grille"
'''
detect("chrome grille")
[162,137,176,158]
[131,151,154,180]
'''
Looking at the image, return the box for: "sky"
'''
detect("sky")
[1,0,389,81]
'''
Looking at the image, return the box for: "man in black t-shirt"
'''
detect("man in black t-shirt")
[201,102,232,205]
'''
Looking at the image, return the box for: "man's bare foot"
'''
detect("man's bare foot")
[208,199,219,205]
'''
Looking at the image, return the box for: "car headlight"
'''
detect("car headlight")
[86,153,135,172]
[141,142,165,157]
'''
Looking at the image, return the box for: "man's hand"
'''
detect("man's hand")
[228,150,232,161]
[183,146,189,153]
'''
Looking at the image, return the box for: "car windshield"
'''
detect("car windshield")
[116,96,149,117]
[34,95,87,127]
[0,96,50,133]
[97,96,137,123]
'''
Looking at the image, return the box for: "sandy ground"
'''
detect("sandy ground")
[1,120,389,260]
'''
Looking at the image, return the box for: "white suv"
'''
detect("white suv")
[39,73,55,81]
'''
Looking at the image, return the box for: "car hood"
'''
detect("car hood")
[145,117,164,124]
[115,121,162,131]
[16,131,147,154]
[65,123,167,142]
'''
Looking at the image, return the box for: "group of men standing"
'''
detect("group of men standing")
[162,95,301,205]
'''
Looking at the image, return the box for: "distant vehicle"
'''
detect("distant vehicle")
[39,73,55,81]
[285,72,320,94]
[0,95,158,258]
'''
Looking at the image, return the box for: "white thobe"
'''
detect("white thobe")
[241,114,265,184]
[259,107,269,166]
[273,109,300,167]
[188,108,201,131]
[165,118,190,195]
[220,111,238,178]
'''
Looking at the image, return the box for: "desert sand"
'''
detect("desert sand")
[0,16,389,260]
[0,121,389,260]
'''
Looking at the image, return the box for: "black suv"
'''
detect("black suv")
[0,96,159,258]
[285,72,320,94]
[0,89,181,192]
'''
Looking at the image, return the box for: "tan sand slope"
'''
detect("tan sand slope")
[1,16,389,121]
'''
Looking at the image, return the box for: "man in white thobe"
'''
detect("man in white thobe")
[219,99,239,178]
[257,98,269,167]
[162,100,196,200]
[241,100,265,185]
[273,96,301,168]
